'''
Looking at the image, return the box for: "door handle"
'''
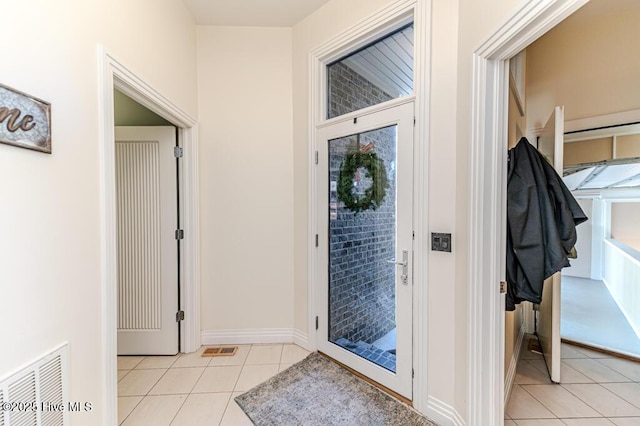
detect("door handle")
[387,250,409,285]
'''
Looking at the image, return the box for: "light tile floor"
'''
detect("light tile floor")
[506,335,640,425]
[117,343,311,425]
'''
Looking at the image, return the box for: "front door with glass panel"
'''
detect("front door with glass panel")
[316,101,414,398]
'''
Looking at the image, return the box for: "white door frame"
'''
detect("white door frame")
[98,47,201,425]
[307,0,430,413]
[467,0,588,424]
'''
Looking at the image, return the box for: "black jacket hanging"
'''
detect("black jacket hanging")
[506,138,588,311]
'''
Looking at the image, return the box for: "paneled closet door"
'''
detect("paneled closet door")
[116,126,179,355]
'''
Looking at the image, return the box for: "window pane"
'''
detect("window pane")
[327,24,413,119]
[328,125,398,372]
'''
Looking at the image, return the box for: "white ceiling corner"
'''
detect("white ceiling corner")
[183,0,331,27]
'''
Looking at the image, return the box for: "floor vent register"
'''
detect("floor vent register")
[201,347,238,357]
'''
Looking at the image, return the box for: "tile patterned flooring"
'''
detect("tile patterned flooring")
[119,338,640,425]
[506,335,640,425]
[117,343,311,425]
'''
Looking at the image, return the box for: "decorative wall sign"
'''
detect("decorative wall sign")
[0,83,51,153]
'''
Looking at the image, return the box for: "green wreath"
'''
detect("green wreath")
[337,151,389,214]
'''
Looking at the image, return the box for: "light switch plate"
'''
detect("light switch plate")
[431,233,452,252]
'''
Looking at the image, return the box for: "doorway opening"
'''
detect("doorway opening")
[114,121,180,356]
[98,48,200,425]
[507,0,640,364]
[113,90,181,356]
[470,0,640,423]
[467,0,590,424]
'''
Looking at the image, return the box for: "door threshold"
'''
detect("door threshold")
[562,338,640,362]
[318,351,412,407]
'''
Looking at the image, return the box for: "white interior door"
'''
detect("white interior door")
[116,126,179,355]
[316,101,414,399]
[536,106,564,383]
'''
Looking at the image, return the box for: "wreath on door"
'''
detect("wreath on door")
[337,151,388,214]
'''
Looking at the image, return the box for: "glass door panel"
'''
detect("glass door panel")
[328,125,398,372]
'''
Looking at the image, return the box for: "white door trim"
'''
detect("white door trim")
[307,0,430,414]
[98,46,201,426]
[467,1,588,424]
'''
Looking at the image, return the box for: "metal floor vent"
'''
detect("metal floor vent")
[0,344,69,426]
[201,347,238,357]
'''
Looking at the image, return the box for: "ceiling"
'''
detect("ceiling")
[182,0,331,27]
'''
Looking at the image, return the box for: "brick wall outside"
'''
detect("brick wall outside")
[328,62,393,119]
[327,62,397,344]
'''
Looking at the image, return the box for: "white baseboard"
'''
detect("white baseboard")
[201,328,310,346]
[504,323,526,407]
[425,396,465,426]
[293,329,311,351]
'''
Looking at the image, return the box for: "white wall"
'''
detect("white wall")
[0,1,197,424]
[427,0,462,417]
[197,26,295,336]
[611,202,640,251]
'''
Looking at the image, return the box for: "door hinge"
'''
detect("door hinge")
[412,231,415,240]
[315,234,319,247]
[315,151,319,165]
[176,310,185,322]
[412,369,415,379]
[315,316,319,330]
[175,229,184,240]
[174,146,183,158]
[500,281,507,294]
[414,117,416,126]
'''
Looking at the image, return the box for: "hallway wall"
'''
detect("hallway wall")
[197,26,295,335]
[0,1,197,424]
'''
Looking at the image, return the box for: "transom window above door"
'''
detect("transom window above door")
[326,23,414,120]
